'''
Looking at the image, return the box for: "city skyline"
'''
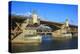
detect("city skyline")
[9,1,78,25]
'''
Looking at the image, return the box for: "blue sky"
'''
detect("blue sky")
[9,1,78,25]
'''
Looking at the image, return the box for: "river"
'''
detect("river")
[11,36,78,53]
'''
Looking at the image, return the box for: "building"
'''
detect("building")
[11,11,78,42]
[11,11,53,44]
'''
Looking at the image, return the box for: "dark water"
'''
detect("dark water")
[11,36,78,53]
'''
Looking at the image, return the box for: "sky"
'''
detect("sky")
[9,1,78,25]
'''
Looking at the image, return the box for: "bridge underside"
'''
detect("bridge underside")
[40,21,61,31]
[10,15,78,33]
[40,20,78,33]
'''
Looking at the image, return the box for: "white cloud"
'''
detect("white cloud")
[13,12,32,17]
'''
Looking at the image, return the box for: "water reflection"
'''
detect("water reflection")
[11,36,78,53]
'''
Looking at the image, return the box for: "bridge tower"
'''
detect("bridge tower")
[65,18,71,32]
[32,10,40,24]
[65,18,69,28]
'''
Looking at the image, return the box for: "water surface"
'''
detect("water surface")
[11,36,78,53]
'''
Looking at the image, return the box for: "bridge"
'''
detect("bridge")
[10,15,78,40]
[40,20,78,33]
[10,15,78,33]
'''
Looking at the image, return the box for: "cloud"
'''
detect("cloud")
[12,12,32,17]
[24,12,32,16]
